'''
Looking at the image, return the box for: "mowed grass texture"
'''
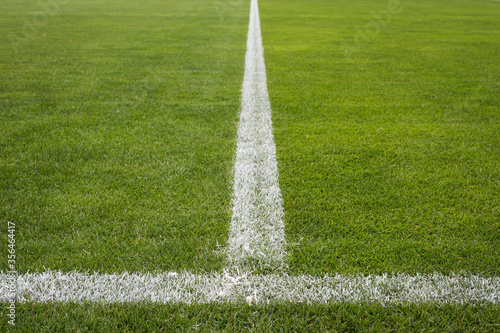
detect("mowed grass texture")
[0,0,249,273]
[1,0,499,332]
[2,302,500,332]
[261,0,500,276]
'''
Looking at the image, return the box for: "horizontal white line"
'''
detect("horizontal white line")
[2,271,499,304]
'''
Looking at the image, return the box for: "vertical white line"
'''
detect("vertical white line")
[227,0,288,271]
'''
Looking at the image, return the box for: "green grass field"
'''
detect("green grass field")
[2,302,500,332]
[0,0,249,274]
[262,0,500,276]
[1,0,499,331]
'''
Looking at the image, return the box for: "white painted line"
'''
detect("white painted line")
[3,0,499,307]
[2,272,499,304]
[228,0,287,271]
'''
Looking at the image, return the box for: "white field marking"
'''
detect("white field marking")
[228,0,287,271]
[1,271,499,304]
[3,1,499,307]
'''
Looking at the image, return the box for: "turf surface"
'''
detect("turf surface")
[2,302,499,332]
[0,0,249,273]
[261,0,500,276]
[1,0,499,331]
